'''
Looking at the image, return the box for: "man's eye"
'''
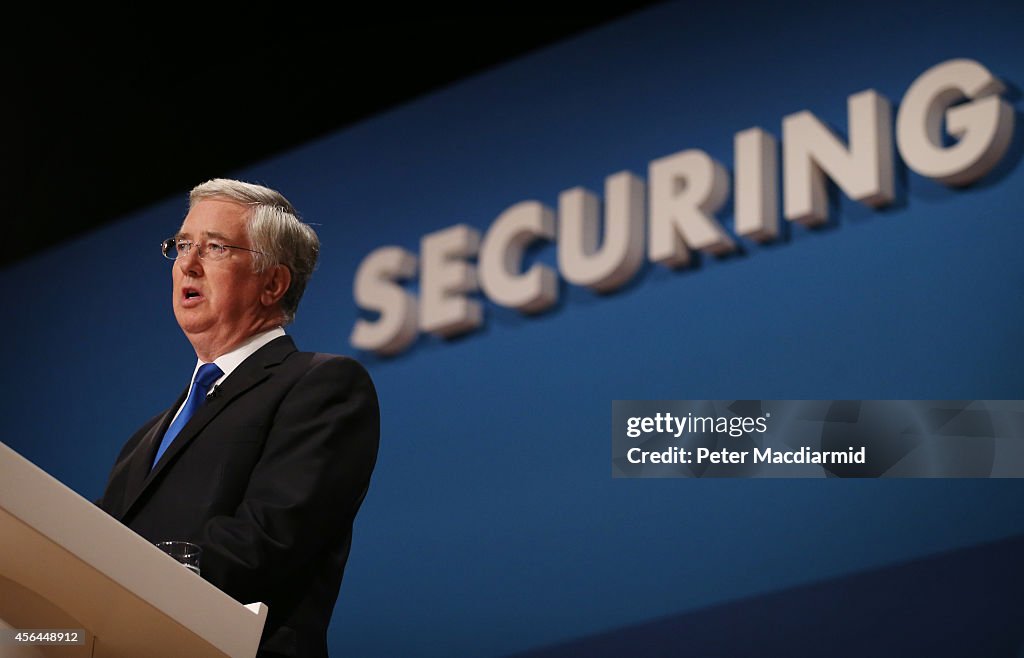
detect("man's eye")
[176,240,191,250]
[207,243,227,253]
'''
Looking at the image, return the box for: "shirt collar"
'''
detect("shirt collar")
[189,326,286,388]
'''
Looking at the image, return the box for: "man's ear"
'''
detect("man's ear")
[261,264,292,307]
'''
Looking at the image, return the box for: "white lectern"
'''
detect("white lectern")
[0,442,267,658]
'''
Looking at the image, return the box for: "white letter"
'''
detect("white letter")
[648,149,734,268]
[896,58,1014,186]
[734,127,778,242]
[349,246,418,356]
[419,224,482,338]
[479,201,558,313]
[557,171,645,292]
[783,90,895,225]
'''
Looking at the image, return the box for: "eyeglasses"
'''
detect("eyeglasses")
[161,238,265,261]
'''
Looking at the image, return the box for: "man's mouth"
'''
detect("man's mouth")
[181,287,204,305]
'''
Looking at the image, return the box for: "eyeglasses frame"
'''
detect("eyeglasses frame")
[161,237,266,261]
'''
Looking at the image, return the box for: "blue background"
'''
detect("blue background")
[3,1,1023,655]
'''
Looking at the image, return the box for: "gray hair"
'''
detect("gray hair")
[189,178,319,324]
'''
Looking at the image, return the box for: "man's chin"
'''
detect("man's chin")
[173,310,213,336]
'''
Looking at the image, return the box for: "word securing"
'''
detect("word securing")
[350,59,1014,356]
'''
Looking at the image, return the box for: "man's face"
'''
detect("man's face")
[172,198,274,360]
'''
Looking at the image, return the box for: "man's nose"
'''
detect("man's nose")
[178,245,204,276]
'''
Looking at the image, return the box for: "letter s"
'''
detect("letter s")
[349,246,419,356]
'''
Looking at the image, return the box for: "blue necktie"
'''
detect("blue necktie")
[151,363,223,470]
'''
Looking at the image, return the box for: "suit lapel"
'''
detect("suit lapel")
[117,395,184,518]
[119,336,297,520]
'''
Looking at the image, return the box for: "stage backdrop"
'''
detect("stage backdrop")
[3,1,1023,655]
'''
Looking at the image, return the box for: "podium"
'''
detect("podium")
[0,442,268,658]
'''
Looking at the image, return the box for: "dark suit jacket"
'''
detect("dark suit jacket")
[98,336,380,658]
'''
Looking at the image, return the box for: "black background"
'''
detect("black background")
[3,7,664,268]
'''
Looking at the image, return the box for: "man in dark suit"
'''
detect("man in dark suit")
[98,178,379,658]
